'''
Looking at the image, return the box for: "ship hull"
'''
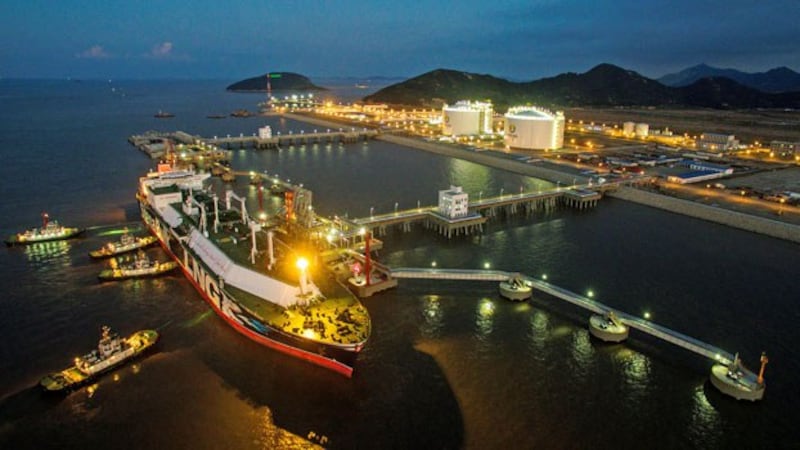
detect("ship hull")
[140,203,359,377]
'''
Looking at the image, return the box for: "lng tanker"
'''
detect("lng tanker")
[137,164,370,377]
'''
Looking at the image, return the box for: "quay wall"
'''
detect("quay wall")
[282,113,356,131]
[376,135,581,185]
[609,187,800,243]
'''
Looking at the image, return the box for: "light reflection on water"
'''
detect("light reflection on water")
[23,240,72,264]
[615,348,653,399]
[420,294,444,338]
[569,329,596,376]
[528,310,551,358]
[689,384,722,446]
[475,297,495,342]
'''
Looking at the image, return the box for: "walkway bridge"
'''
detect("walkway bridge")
[390,267,735,365]
[205,129,378,149]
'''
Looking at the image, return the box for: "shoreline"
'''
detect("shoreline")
[609,187,800,243]
[281,112,800,243]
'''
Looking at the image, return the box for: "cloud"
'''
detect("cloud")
[148,42,173,58]
[76,45,110,59]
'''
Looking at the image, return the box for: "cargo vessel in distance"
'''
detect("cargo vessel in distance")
[137,163,370,377]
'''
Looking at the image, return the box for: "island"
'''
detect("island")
[226,72,327,92]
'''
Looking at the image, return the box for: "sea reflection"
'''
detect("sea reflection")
[528,310,550,357]
[24,240,71,264]
[420,294,444,338]
[614,348,652,399]
[689,384,722,446]
[569,329,595,376]
[474,297,495,342]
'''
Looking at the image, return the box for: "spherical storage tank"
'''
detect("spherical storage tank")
[504,107,565,150]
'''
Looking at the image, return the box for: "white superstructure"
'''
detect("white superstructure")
[442,101,493,136]
[504,107,565,150]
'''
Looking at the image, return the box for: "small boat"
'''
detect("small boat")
[206,114,227,119]
[89,231,158,258]
[154,110,175,118]
[230,109,253,118]
[98,252,178,281]
[5,212,83,246]
[40,326,159,392]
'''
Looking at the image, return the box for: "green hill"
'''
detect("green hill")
[364,64,800,110]
[226,72,326,92]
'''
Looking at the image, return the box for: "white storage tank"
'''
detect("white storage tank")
[503,107,565,150]
[634,123,649,138]
[622,121,635,136]
[442,101,493,136]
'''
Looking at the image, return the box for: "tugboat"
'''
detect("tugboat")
[98,251,178,281]
[5,212,83,246]
[588,311,629,342]
[39,326,159,392]
[710,352,768,401]
[89,230,158,258]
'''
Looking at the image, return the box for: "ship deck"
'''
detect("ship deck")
[173,193,370,347]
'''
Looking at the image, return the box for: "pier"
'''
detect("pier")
[348,186,602,238]
[206,129,378,149]
[389,267,740,367]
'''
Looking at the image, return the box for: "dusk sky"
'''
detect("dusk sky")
[2,0,798,81]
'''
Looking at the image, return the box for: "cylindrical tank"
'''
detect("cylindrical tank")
[634,123,649,138]
[503,107,565,150]
[442,101,493,136]
[622,121,635,136]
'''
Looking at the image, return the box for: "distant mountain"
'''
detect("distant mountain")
[364,64,800,110]
[659,63,800,93]
[678,76,800,109]
[226,72,326,92]
[523,63,675,106]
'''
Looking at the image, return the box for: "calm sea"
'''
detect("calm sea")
[0,79,798,449]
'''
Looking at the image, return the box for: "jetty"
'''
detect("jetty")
[385,267,766,400]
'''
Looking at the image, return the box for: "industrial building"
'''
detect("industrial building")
[441,101,493,136]
[698,133,739,152]
[438,186,470,219]
[503,106,565,150]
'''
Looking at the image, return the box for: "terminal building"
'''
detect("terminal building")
[441,101,493,136]
[697,133,739,152]
[503,107,565,150]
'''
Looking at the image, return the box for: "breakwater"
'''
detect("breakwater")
[610,187,800,243]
